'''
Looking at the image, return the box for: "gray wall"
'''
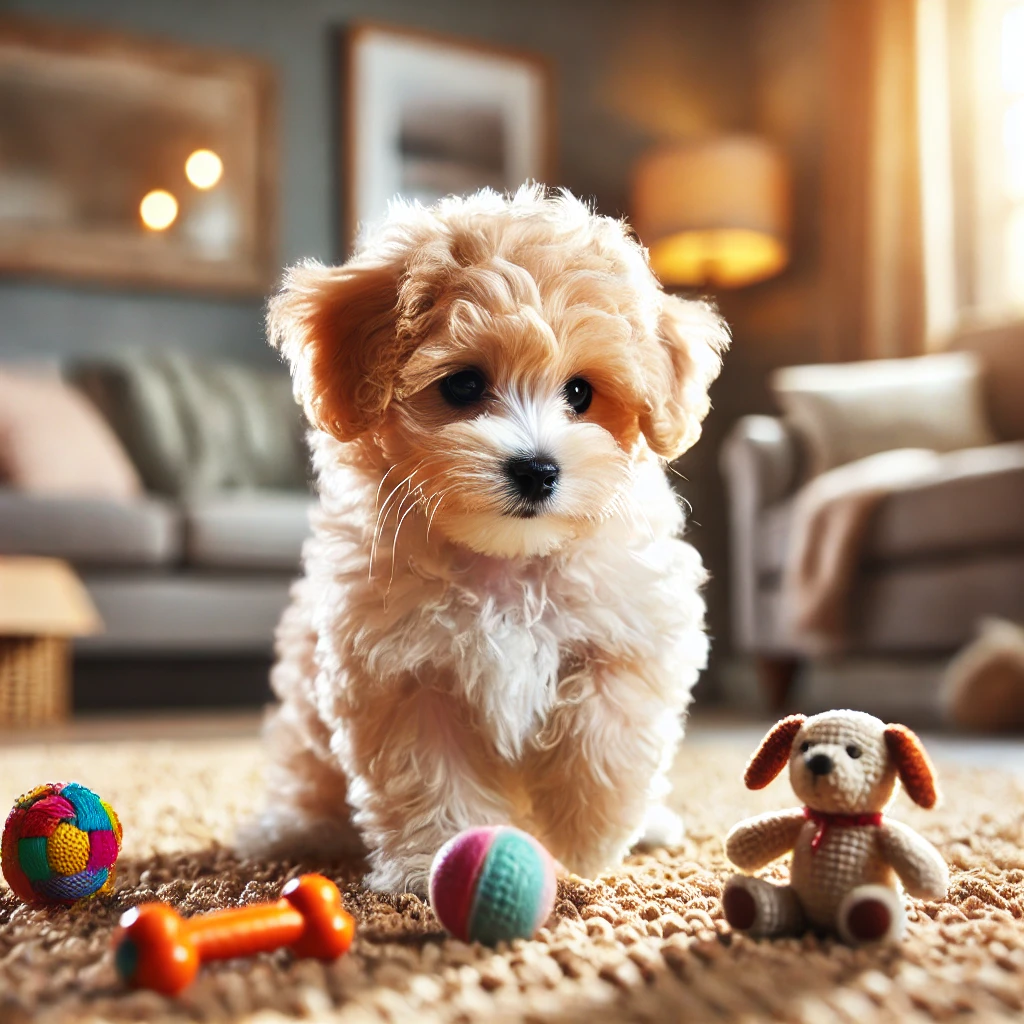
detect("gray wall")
[0,0,751,365]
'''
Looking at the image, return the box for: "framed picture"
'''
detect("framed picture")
[0,17,277,294]
[342,23,554,251]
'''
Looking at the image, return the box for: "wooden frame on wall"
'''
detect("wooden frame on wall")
[0,17,278,294]
[341,22,555,254]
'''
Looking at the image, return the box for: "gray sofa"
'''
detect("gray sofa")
[721,322,1024,713]
[0,354,312,660]
[0,489,310,655]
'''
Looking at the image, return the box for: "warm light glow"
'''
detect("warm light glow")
[648,229,788,288]
[1003,5,1024,94]
[631,138,790,290]
[1007,97,1024,200]
[185,149,223,190]
[139,189,178,231]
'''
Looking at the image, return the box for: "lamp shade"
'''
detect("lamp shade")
[631,137,790,288]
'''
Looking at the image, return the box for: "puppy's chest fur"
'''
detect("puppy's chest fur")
[310,465,708,759]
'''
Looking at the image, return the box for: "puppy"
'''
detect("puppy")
[243,186,729,895]
[724,711,948,944]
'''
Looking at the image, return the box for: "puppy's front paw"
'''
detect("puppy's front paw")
[635,805,684,850]
[365,852,434,897]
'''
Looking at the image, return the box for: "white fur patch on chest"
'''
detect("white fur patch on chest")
[312,461,708,760]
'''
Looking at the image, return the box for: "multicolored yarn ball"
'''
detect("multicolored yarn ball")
[2,782,122,907]
[429,826,557,946]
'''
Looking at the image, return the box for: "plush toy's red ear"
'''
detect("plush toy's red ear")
[744,715,807,790]
[884,724,938,809]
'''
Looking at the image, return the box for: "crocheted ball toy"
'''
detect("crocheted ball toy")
[2,782,122,906]
[429,826,557,946]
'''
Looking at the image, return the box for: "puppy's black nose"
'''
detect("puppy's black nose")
[806,753,834,777]
[507,457,559,502]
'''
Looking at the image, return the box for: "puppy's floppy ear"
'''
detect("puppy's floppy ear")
[884,724,938,809]
[639,293,730,459]
[267,258,404,442]
[744,714,806,790]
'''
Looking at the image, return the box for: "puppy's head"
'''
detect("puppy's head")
[744,711,938,814]
[269,186,729,559]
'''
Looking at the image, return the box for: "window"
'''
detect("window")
[1001,4,1024,304]
[966,0,1024,315]
[921,0,1024,329]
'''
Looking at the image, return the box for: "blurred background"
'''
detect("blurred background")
[0,0,1021,733]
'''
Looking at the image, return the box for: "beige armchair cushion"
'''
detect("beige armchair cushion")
[771,351,995,476]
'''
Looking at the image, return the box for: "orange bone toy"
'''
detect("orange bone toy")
[114,874,355,995]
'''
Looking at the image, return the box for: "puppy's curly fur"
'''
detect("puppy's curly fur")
[241,186,729,894]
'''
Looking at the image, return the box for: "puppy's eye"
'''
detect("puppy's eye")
[440,369,487,406]
[846,745,862,759]
[800,741,812,753]
[563,377,592,414]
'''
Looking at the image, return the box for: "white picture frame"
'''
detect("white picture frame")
[342,23,554,251]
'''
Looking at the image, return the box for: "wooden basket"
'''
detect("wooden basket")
[0,635,70,726]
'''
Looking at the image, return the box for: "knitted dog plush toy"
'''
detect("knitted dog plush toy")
[722,710,948,944]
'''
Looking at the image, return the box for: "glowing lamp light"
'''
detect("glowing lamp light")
[139,189,178,231]
[631,137,790,289]
[185,149,223,190]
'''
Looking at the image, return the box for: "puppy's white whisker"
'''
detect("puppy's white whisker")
[370,482,405,578]
[426,488,454,540]
[374,463,401,509]
[370,459,432,577]
[386,496,423,597]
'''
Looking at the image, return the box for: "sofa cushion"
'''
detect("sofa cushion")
[771,351,996,476]
[758,442,1024,574]
[0,368,142,499]
[184,491,313,570]
[70,353,309,497]
[0,490,181,566]
[77,574,293,654]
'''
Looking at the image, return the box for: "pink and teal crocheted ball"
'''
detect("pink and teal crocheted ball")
[429,826,557,945]
[1,782,122,906]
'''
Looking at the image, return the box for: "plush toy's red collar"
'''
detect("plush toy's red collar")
[803,806,883,852]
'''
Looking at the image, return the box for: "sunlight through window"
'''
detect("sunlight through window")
[1001,3,1024,305]
[1005,98,1024,200]
[1003,5,1024,94]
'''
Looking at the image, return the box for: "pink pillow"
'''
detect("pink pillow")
[0,370,142,499]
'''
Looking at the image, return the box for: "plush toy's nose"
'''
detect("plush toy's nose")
[806,753,834,777]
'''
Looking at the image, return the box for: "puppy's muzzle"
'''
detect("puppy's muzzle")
[506,456,559,509]
[806,753,834,777]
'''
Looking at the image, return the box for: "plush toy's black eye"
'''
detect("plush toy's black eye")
[800,741,812,753]
[440,369,487,406]
[846,745,862,759]
[563,377,592,414]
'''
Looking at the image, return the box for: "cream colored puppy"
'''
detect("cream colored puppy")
[242,186,729,895]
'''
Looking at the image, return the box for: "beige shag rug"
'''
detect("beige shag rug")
[2,734,1024,1023]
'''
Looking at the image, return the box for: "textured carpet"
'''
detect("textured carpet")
[2,734,1024,1023]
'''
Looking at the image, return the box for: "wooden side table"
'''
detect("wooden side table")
[0,557,102,725]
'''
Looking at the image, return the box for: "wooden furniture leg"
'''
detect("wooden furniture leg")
[755,656,800,711]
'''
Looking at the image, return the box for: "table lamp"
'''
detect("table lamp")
[631,136,790,289]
